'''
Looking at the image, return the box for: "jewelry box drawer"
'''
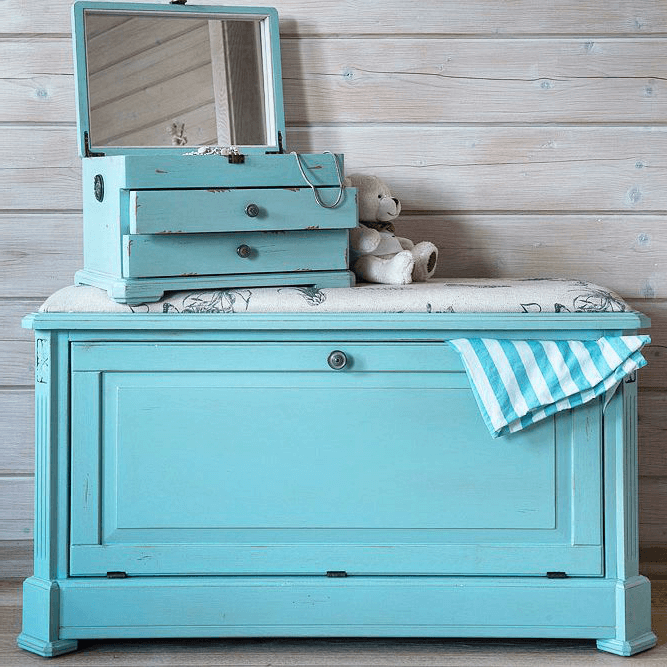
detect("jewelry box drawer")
[122,229,350,278]
[129,187,358,234]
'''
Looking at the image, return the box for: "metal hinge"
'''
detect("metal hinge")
[84,132,105,158]
[106,571,128,579]
[266,131,285,155]
[326,570,348,578]
[546,571,568,579]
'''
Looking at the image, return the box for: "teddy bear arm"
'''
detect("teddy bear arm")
[396,236,414,250]
[353,250,415,285]
[349,225,382,254]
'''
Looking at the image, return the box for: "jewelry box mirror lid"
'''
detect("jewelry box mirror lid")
[71,1,286,157]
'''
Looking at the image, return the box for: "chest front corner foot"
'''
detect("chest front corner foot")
[17,634,78,658]
[596,632,657,657]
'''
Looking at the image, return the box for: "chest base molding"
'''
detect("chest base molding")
[18,574,655,652]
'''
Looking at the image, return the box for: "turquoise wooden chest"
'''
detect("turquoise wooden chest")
[71,2,357,304]
[17,280,657,657]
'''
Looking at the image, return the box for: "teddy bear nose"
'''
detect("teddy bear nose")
[392,198,399,205]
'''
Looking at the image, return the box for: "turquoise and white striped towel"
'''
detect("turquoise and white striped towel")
[448,336,650,438]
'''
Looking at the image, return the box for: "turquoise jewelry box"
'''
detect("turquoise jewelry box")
[71,1,357,304]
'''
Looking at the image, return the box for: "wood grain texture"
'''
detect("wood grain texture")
[288,126,667,212]
[4,0,667,35]
[0,301,37,343]
[0,301,36,387]
[0,391,33,475]
[0,214,82,297]
[2,213,666,301]
[639,393,667,477]
[630,300,667,390]
[6,125,667,213]
[283,38,667,124]
[640,477,667,548]
[0,40,74,123]
[0,127,77,169]
[0,479,32,541]
[7,37,667,125]
[0,341,33,388]
[395,215,666,300]
[0,542,32,579]
[1,38,71,77]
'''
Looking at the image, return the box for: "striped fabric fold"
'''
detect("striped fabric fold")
[448,336,650,438]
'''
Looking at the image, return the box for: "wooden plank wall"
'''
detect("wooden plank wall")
[1,0,666,576]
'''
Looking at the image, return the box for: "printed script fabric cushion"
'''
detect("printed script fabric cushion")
[40,278,631,314]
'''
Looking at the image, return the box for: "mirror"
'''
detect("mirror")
[81,9,278,149]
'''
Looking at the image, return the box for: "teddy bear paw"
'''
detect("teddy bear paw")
[411,241,438,282]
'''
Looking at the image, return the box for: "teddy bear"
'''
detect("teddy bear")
[345,173,438,285]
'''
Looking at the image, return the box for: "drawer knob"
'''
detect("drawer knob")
[245,203,260,218]
[327,350,348,370]
[236,244,252,258]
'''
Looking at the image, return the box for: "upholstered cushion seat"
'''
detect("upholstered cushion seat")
[40,278,630,314]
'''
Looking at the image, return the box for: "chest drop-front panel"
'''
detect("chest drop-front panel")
[71,1,357,304]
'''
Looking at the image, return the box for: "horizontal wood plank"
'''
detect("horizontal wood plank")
[0,342,32,387]
[5,126,667,212]
[640,477,667,548]
[0,39,73,122]
[290,126,667,212]
[0,541,32,579]
[0,127,78,169]
[2,211,667,301]
[6,37,667,124]
[0,167,81,210]
[284,38,667,124]
[0,300,37,386]
[0,213,82,297]
[0,38,71,77]
[0,300,38,342]
[0,479,32,541]
[639,392,667,477]
[0,76,73,125]
[4,0,667,35]
[395,215,667,300]
[630,300,667,390]
[0,391,33,475]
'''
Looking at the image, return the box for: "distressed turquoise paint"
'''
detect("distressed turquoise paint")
[130,187,358,234]
[72,1,285,156]
[75,154,356,301]
[121,229,350,278]
[18,311,655,656]
[72,2,355,301]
